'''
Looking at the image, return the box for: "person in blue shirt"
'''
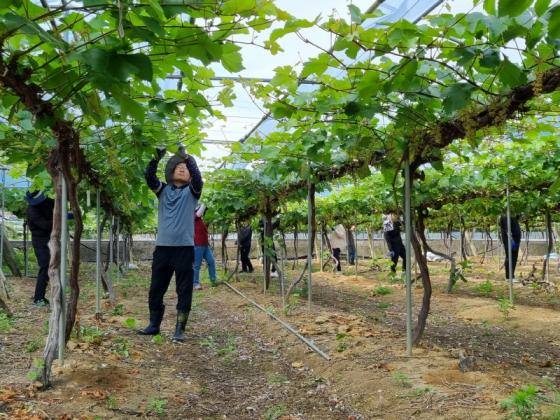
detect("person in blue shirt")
[499,214,521,282]
[137,146,203,342]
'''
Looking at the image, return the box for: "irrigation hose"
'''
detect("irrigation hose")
[223,281,331,361]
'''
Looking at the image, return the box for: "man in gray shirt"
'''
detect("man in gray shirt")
[137,146,203,342]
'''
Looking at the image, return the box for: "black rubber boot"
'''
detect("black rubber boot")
[172,311,189,343]
[137,306,165,336]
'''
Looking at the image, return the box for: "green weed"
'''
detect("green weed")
[335,332,350,352]
[263,403,287,420]
[111,337,130,358]
[392,371,412,388]
[122,318,137,329]
[267,372,288,385]
[217,336,236,356]
[0,310,14,333]
[372,286,392,296]
[500,384,540,419]
[498,297,515,320]
[401,387,432,398]
[111,303,124,316]
[25,338,41,353]
[151,334,164,345]
[106,394,118,409]
[477,280,494,294]
[149,398,167,417]
[26,358,45,382]
[79,325,103,344]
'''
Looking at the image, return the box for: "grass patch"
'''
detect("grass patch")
[263,403,287,420]
[148,398,167,417]
[151,334,164,345]
[401,387,432,398]
[498,297,515,320]
[111,337,130,358]
[392,371,412,388]
[0,310,14,333]
[267,372,289,385]
[476,280,494,294]
[335,332,351,352]
[25,338,41,353]
[372,286,392,296]
[111,303,124,316]
[122,318,137,329]
[500,384,540,419]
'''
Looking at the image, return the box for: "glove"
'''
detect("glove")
[195,204,206,218]
[388,251,395,258]
[511,240,519,250]
[176,142,188,158]
[155,147,166,161]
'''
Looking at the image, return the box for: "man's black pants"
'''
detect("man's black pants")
[149,246,194,313]
[390,243,406,273]
[32,238,50,302]
[240,245,253,272]
[504,245,520,279]
[333,248,341,271]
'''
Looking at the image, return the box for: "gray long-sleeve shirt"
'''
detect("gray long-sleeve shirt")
[145,155,203,246]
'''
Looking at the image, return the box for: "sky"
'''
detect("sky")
[196,0,480,171]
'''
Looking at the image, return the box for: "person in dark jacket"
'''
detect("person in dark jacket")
[259,218,279,277]
[138,145,203,343]
[346,225,356,265]
[26,191,54,306]
[193,204,216,290]
[383,212,406,273]
[238,222,253,273]
[500,214,521,281]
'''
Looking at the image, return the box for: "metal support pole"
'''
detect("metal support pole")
[404,156,413,356]
[459,214,464,262]
[116,217,120,270]
[497,215,501,268]
[263,217,267,294]
[319,229,323,273]
[280,242,286,307]
[354,229,358,277]
[95,189,101,318]
[307,179,313,310]
[58,175,68,364]
[109,215,114,268]
[23,221,28,277]
[546,216,551,283]
[506,185,514,303]
[0,167,6,270]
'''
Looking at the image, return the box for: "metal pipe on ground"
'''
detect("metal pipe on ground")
[224,281,331,361]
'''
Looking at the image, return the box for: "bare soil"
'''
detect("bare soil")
[1,255,560,419]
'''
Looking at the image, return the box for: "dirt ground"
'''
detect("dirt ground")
[1,255,560,419]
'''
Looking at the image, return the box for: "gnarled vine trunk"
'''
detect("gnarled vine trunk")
[285,183,315,297]
[41,169,63,386]
[416,211,457,294]
[0,269,11,316]
[292,223,299,269]
[1,225,22,277]
[411,217,432,345]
